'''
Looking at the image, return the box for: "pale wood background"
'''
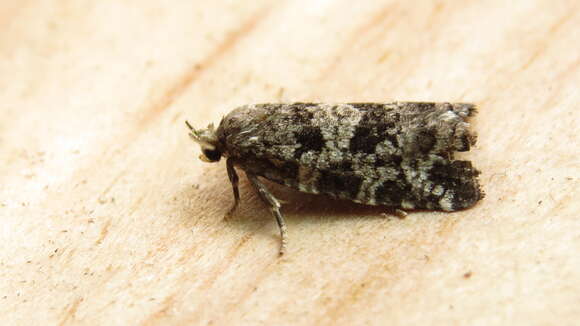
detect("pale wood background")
[1,1,579,325]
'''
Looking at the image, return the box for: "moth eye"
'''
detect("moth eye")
[203,149,221,162]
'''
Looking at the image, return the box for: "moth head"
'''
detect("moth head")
[185,120,222,162]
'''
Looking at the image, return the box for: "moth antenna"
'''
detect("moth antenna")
[185,120,200,143]
[185,120,194,131]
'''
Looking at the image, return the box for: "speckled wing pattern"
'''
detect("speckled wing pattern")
[217,103,483,211]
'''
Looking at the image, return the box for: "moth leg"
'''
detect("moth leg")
[246,173,288,255]
[225,158,240,218]
[394,209,408,219]
[381,208,408,219]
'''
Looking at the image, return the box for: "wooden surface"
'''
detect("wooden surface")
[1,1,579,325]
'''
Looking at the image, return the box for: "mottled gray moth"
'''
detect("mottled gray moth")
[187,102,483,254]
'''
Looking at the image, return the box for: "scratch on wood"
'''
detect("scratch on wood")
[435,217,460,238]
[128,195,146,217]
[95,219,112,245]
[520,8,577,71]
[203,258,281,325]
[137,4,275,128]
[58,297,83,326]
[98,170,125,200]
[196,229,259,292]
[143,295,176,326]
[317,3,398,80]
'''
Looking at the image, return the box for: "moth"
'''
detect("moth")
[187,102,483,254]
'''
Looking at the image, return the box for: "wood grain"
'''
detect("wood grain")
[1,1,578,325]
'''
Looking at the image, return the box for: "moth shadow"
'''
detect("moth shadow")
[178,175,419,245]
[233,180,403,225]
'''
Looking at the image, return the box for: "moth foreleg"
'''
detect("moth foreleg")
[381,208,408,219]
[225,158,240,218]
[394,208,408,219]
[246,172,288,255]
